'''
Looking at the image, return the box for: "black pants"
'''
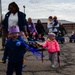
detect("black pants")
[6,61,23,75]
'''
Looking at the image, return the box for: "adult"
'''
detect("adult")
[47,16,53,33]
[36,19,46,36]
[58,23,67,37]
[52,16,59,35]
[1,2,28,49]
[27,17,37,38]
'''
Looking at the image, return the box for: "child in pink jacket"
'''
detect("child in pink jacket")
[42,32,60,68]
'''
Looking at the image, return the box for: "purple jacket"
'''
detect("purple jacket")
[28,22,37,33]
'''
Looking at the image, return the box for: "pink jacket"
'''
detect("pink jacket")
[42,39,60,52]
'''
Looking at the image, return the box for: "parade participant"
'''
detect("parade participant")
[41,33,60,68]
[2,26,27,75]
[1,2,28,50]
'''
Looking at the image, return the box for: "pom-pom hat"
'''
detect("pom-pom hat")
[48,32,56,37]
[9,25,20,34]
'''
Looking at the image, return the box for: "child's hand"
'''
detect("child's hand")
[16,42,21,46]
[37,42,43,47]
[39,44,43,47]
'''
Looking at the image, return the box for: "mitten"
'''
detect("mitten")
[16,41,21,46]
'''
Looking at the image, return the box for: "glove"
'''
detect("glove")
[58,51,60,55]
[16,42,21,46]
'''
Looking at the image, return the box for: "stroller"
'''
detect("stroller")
[56,31,65,44]
[69,31,75,43]
[55,24,67,44]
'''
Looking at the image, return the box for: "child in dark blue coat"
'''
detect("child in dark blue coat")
[2,26,26,75]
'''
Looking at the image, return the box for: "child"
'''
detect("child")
[41,33,60,68]
[38,34,45,42]
[27,32,39,48]
[31,32,37,41]
[2,26,26,75]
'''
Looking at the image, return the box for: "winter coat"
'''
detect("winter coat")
[2,36,26,62]
[27,22,37,34]
[2,11,27,33]
[42,39,60,52]
[36,23,45,35]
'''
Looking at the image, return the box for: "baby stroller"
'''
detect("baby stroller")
[56,31,65,44]
[69,31,75,43]
[55,23,67,44]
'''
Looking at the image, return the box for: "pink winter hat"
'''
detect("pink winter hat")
[48,32,56,37]
[9,25,20,34]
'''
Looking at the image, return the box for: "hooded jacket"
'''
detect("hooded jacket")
[42,39,60,52]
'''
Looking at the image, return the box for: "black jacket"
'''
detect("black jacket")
[2,11,27,33]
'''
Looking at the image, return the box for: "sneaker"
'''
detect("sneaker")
[51,64,55,68]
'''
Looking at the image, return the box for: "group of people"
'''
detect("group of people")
[26,17,46,41]
[47,16,67,43]
[1,2,46,50]
[2,1,72,75]
[47,16,59,34]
